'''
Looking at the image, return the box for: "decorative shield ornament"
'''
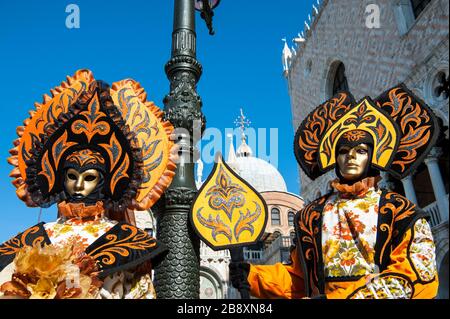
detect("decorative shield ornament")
[190,153,268,251]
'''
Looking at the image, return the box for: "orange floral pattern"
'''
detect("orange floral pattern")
[41,216,156,299]
[350,275,413,299]
[44,217,117,251]
[322,187,381,278]
[410,219,437,282]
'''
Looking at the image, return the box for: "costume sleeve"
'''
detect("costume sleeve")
[247,246,306,299]
[100,271,156,299]
[100,262,156,299]
[326,218,439,299]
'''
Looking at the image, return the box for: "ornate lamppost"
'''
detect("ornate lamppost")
[153,0,221,299]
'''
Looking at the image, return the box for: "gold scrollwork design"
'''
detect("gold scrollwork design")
[205,166,246,220]
[297,198,324,283]
[0,226,45,256]
[72,94,110,142]
[298,93,351,167]
[234,203,262,241]
[38,151,55,191]
[378,193,415,264]
[379,223,393,265]
[52,131,76,170]
[110,154,130,194]
[196,208,233,243]
[87,224,156,266]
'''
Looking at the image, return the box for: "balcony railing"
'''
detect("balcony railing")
[244,236,293,264]
[424,195,448,228]
[425,201,441,228]
[243,249,264,262]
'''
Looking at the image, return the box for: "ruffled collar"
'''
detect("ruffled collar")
[57,201,105,222]
[330,176,381,198]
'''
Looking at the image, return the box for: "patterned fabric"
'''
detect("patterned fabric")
[349,275,413,299]
[44,217,117,251]
[247,190,439,299]
[410,219,437,282]
[348,219,437,299]
[100,272,156,299]
[322,188,381,278]
[43,216,156,299]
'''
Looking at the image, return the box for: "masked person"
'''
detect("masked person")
[230,85,441,299]
[0,70,177,299]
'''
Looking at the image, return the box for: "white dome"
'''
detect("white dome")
[236,140,253,157]
[230,157,287,193]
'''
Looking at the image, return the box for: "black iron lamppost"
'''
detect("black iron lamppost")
[153,0,221,299]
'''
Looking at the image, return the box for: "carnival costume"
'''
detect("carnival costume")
[231,85,441,299]
[0,70,177,299]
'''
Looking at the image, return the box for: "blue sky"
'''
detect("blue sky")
[0,0,316,242]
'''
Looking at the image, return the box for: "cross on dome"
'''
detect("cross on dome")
[234,108,253,158]
[223,109,287,192]
[234,108,251,134]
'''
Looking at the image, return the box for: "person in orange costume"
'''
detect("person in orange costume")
[230,85,442,299]
[0,70,177,299]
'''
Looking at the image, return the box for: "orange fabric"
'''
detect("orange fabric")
[330,176,382,198]
[326,228,438,299]
[247,227,438,299]
[57,201,104,220]
[247,248,306,299]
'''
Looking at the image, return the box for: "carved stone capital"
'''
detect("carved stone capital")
[379,172,395,191]
[165,187,198,206]
[425,147,443,165]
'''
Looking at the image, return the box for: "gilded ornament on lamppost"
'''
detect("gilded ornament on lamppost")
[191,153,268,250]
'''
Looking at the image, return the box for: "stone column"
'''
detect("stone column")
[402,175,419,206]
[379,171,395,191]
[425,147,449,223]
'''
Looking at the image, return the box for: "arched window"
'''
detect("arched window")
[332,62,349,96]
[271,208,280,226]
[433,71,449,101]
[290,231,296,245]
[410,0,431,18]
[273,231,282,239]
[288,212,295,226]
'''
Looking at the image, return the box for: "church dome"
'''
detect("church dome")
[193,110,288,194]
[226,131,287,193]
[231,156,287,193]
[236,134,253,157]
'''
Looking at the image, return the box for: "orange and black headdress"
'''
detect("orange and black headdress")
[8,69,177,211]
[294,84,440,180]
